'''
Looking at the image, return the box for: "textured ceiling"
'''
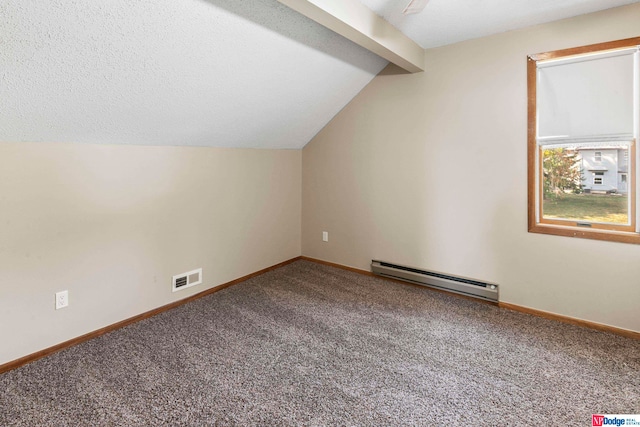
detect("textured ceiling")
[3,1,639,149]
[0,0,386,149]
[359,0,640,48]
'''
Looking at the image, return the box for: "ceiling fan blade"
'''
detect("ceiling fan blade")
[402,0,430,15]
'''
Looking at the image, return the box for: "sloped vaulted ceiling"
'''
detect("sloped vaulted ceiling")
[5,0,639,149]
[0,0,387,149]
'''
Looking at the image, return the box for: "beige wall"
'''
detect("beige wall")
[3,5,639,367]
[0,143,301,364]
[302,4,640,333]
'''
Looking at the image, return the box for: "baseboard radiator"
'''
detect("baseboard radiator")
[371,260,499,302]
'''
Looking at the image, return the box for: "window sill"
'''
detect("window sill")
[528,223,640,244]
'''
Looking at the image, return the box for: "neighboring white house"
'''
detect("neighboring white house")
[577,147,629,194]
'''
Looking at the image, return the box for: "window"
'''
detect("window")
[528,37,640,244]
[593,172,604,185]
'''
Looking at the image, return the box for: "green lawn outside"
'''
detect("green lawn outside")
[543,193,629,224]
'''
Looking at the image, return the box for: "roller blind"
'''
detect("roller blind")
[537,48,638,145]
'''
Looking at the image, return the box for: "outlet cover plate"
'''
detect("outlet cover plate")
[56,290,69,310]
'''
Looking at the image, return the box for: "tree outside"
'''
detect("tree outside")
[542,147,582,199]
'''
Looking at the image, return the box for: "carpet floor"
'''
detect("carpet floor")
[0,260,638,426]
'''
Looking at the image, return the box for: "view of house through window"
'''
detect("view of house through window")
[541,144,630,225]
[528,37,640,243]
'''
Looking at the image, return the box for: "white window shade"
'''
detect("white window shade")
[537,49,637,144]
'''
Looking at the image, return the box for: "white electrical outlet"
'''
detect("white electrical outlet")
[55,290,69,310]
[322,231,329,242]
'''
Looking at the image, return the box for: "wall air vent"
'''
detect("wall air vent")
[371,260,498,302]
[172,268,202,292]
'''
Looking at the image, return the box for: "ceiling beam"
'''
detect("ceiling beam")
[277,0,424,73]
